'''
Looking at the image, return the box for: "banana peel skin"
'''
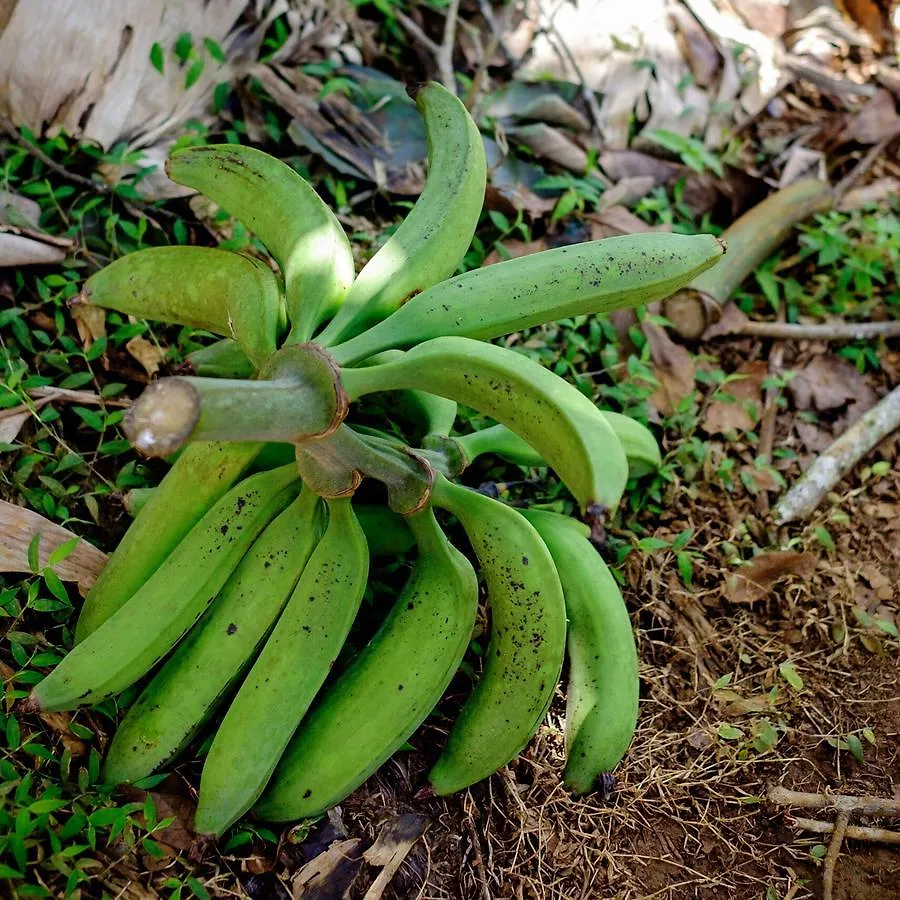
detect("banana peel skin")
[34,79,729,832]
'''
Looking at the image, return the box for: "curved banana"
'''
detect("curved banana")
[521,509,639,793]
[454,414,661,479]
[427,475,567,795]
[101,487,325,786]
[255,507,478,821]
[340,337,629,517]
[78,246,283,367]
[330,232,725,364]
[317,82,486,346]
[29,466,300,712]
[167,144,355,343]
[195,498,369,837]
[185,338,255,379]
[75,441,263,642]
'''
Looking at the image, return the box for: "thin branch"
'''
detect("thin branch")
[773,383,900,524]
[437,0,462,94]
[790,817,900,845]
[822,810,849,900]
[731,320,900,341]
[756,306,785,515]
[0,387,129,422]
[394,10,440,55]
[474,0,517,67]
[834,136,896,202]
[768,784,900,816]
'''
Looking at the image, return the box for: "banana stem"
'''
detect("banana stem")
[296,425,434,514]
[664,179,834,339]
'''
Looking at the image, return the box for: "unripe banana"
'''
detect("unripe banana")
[317,82,486,346]
[167,144,355,343]
[521,509,639,794]
[185,338,255,379]
[340,337,629,517]
[101,487,325,786]
[254,508,478,821]
[427,475,567,794]
[455,414,661,479]
[195,498,369,837]
[29,466,300,712]
[78,246,283,367]
[330,232,725,364]
[75,441,263,642]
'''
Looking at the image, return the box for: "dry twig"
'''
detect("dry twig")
[822,810,849,900]
[729,320,900,341]
[790,816,900,845]
[768,784,900,816]
[394,1,461,94]
[773,384,900,523]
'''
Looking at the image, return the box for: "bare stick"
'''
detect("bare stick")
[773,384,900,523]
[790,817,900,845]
[834,137,893,202]
[822,810,849,900]
[732,320,900,341]
[437,0,462,94]
[768,784,900,816]
[394,10,440,56]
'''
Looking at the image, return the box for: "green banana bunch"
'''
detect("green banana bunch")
[341,337,630,518]
[255,507,478,821]
[330,232,724,365]
[40,76,725,835]
[101,486,325,785]
[29,466,299,712]
[317,82,486,346]
[522,510,639,793]
[78,246,283,368]
[167,144,355,343]
[427,475,567,795]
[195,497,369,837]
[76,441,263,642]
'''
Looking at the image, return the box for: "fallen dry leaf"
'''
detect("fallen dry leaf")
[70,304,106,347]
[292,838,363,900]
[0,409,30,443]
[843,88,900,144]
[644,321,695,417]
[587,206,660,239]
[596,176,658,212]
[700,302,750,340]
[484,238,546,266]
[787,354,877,412]
[0,190,41,227]
[126,336,165,377]
[837,176,900,211]
[727,551,817,604]
[362,813,427,900]
[0,228,70,266]
[702,361,767,435]
[599,149,682,186]
[0,499,107,595]
[507,123,589,173]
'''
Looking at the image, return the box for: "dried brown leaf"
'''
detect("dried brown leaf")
[787,354,877,412]
[126,336,165,377]
[484,239,547,266]
[363,813,427,900]
[599,150,681,185]
[596,177,658,213]
[843,88,900,144]
[0,190,40,228]
[507,124,588,173]
[700,302,750,340]
[0,228,69,266]
[702,361,767,435]
[292,838,363,899]
[644,321,695,417]
[70,304,106,347]
[587,205,659,239]
[0,499,107,595]
[0,409,29,443]
[727,551,817,604]
[837,176,900,211]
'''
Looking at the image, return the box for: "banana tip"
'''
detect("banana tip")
[18,695,42,715]
[406,81,427,101]
[413,784,436,801]
[717,236,728,254]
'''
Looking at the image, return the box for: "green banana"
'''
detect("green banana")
[185,338,255,379]
[521,509,639,793]
[101,486,325,786]
[340,337,629,517]
[330,232,725,364]
[29,466,300,712]
[317,82,486,346]
[75,441,263,642]
[454,413,661,479]
[255,507,478,821]
[427,475,567,795]
[195,497,369,836]
[78,246,283,367]
[167,144,355,343]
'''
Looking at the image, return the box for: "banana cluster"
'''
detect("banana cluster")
[27,82,725,837]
